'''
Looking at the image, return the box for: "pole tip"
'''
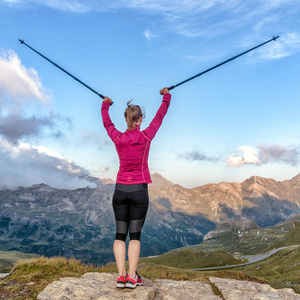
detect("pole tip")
[273,36,280,41]
[18,39,24,44]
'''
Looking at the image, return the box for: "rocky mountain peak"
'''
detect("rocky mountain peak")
[150,173,175,188]
[28,183,57,192]
[289,173,300,188]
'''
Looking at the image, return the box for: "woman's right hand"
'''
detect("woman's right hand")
[103,96,113,105]
[160,87,170,95]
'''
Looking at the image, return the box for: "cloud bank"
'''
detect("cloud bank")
[0,50,71,143]
[3,0,300,41]
[0,139,95,189]
[177,149,220,162]
[226,144,299,167]
[0,50,48,102]
[0,49,83,189]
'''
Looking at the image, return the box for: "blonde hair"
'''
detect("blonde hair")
[124,100,145,130]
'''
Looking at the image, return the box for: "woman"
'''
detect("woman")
[101,87,171,289]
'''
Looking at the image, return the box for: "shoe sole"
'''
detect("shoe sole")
[116,283,125,288]
[125,282,137,289]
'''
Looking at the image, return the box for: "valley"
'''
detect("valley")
[1,172,300,266]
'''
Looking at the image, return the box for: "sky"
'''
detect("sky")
[0,0,300,189]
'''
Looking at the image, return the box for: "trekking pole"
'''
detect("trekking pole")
[168,36,280,91]
[18,39,106,99]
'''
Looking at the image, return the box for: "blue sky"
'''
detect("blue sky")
[0,0,300,189]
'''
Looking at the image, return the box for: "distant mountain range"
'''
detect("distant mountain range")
[0,173,300,264]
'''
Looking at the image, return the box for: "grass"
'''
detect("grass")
[0,256,102,300]
[263,221,300,252]
[0,251,36,273]
[138,248,245,269]
[232,246,300,294]
[0,256,268,300]
[171,223,293,255]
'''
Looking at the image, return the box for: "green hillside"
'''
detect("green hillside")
[0,250,36,273]
[139,248,245,269]
[172,215,300,255]
[233,246,300,294]
[263,221,300,251]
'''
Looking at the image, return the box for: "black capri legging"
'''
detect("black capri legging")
[112,183,149,242]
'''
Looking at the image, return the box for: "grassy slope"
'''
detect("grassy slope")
[170,219,300,256]
[139,249,245,269]
[0,251,36,273]
[0,256,267,300]
[263,221,300,251]
[0,257,102,300]
[232,246,300,294]
[178,227,288,255]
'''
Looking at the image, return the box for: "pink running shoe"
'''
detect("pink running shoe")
[125,272,144,289]
[116,274,127,288]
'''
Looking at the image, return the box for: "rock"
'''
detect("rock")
[210,276,300,300]
[155,279,220,299]
[37,273,155,300]
[37,273,300,300]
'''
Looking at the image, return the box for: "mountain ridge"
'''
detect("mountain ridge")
[1,173,300,264]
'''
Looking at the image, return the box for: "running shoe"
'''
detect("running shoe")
[116,274,127,288]
[125,272,144,289]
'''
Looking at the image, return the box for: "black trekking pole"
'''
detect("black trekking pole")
[168,36,280,91]
[18,39,106,99]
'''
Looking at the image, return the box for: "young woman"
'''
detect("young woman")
[101,87,171,289]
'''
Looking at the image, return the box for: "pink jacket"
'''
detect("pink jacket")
[101,93,171,184]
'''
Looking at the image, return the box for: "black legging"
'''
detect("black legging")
[112,183,149,241]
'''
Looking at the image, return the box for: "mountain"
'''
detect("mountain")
[177,214,300,255]
[0,173,300,264]
[149,173,300,227]
[151,173,175,188]
[0,178,215,265]
[202,219,260,241]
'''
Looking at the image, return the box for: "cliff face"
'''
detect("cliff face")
[0,173,300,264]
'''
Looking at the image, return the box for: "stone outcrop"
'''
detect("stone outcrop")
[210,277,300,300]
[37,272,300,300]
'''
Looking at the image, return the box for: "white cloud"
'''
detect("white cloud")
[1,0,90,13]
[0,50,71,143]
[177,148,220,162]
[226,144,300,167]
[259,33,300,59]
[3,0,300,45]
[258,144,299,165]
[0,138,94,189]
[144,29,156,40]
[101,166,109,172]
[226,146,260,167]
[0,50,48,103]
[39,0,90,13]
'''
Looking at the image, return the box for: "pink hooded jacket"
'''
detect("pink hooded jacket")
[101,93,171,184]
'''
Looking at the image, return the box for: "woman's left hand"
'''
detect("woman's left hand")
[103,96,113,105]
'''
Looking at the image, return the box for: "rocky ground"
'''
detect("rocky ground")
[37,272,300,300]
